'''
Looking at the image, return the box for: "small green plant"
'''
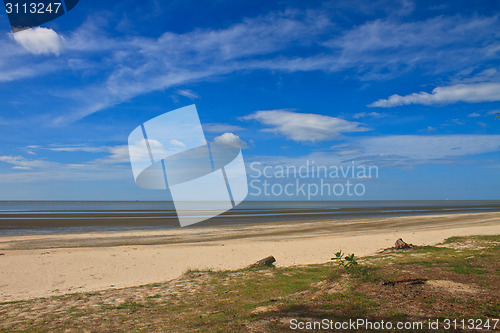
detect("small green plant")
[495,112,499,120]
[331,250,358,267]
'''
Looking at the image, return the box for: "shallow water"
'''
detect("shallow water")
[0,200,499,235]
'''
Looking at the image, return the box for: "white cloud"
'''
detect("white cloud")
[369,82,500,107]
[112,139,173,164]
[242,110,368,142]
[451,67,500,84]
[1,12,499,122]
[0,169,130,184]
[176,89,200,99]
[0,155,56,170]
[169,139,186,148]
[203,123,244,133]
[48,11,331,123]
[46,146,108,153]
[352,112,385,119]
[12,27,64,56]
[214,133,248,149]
[0,35,61,81]
[29,143,172,166]
[254,134,500,170]
[0,145,134,183]
[12,166,32,170]
[94,145,130,164]
[0,67,42,82]
[325,15,500,79]
[29,144,134,164]
[35,13,496,123]
[326,135,500,168]
[355,135,500,160]
[467,112,481,117]
[5,132,500,184]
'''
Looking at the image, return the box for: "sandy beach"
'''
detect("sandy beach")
[0,212,499,302]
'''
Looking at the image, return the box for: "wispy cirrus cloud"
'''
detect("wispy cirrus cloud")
[352,112,386,119]
[467,112,481,117]
[45,10,332,123]
[327,134,500,169]
[176,89,200,99]
[242,109,368,142]
[253,134,500,170]
[323,15,500,79]
[350,135,500,162]
[0,144,132,183]
[3,132,500,183]
[49,144,133,164]
[0,155,57,170]
[203,123,245,134]
[44,146,108,153]
[0,35,62,82]
[369,82,500,107]
[1,9,499,122]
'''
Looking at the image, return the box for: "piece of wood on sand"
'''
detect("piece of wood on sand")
[394,238,413,250]
[376,238,415,253]
[248,256,276,268]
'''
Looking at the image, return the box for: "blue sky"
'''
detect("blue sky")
[0,0,499,200]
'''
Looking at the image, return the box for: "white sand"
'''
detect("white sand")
[0,212,498,302]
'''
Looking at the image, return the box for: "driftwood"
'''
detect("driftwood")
[395,238,413,250]
[375,238,414,254]
[248,256,276,268]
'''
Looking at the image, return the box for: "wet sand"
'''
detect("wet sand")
[0,212,499,302]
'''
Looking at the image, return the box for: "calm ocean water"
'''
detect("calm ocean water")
[0,200,499,235]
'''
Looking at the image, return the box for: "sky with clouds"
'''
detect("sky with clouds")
[0,0,499,200]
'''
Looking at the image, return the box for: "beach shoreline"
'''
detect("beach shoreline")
[0,212,499,302]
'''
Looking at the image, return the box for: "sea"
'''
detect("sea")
[0,200,499,235]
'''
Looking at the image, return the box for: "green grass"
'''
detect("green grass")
[443,235,500,244]
[449,262,486,275]
[113,301,146,312]
[482,303,500,317]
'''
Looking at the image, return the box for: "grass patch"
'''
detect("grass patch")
[113,301,146,313]
[345,264,385,283]
[449,262,486,275]
[482,303,500,317]
[443,235,500,244]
